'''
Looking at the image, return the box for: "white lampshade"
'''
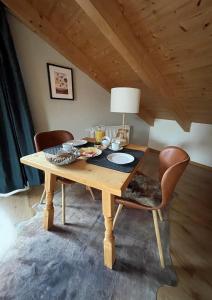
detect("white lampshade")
[110,87,141,113]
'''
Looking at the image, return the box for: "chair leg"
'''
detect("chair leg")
[113,204,123,229]
[62,184,65,225]
[157,209,163,222]
[86,186,95,201]
[152,210,165,268]
[40,187,46,204]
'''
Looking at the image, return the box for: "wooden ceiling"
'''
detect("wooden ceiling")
[2,0,212,131]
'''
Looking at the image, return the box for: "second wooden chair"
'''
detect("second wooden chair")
[34,130,95,224]
[113,146,190,268]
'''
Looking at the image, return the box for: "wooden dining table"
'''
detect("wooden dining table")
[20,141,148,269]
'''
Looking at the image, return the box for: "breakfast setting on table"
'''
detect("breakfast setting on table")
[43,125,145,173]
[20,123,147,270]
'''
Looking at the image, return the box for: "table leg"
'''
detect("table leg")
[102,190,115,269]
[44,172,56,230]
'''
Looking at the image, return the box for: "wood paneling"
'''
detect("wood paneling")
[2,0,212,129]
[75,0,191,131]
[119,0,212,126]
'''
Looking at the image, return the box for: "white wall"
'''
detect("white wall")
[7,14,150,145]
[149,119,212,167]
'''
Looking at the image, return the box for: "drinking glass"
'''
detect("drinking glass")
[95,126,105,145]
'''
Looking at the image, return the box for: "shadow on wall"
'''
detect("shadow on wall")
[32,103,50,133]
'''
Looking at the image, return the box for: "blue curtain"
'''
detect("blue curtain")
[0,4,42,194]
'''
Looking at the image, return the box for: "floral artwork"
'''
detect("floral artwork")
[47,64,74,100]
[54,71,68,94]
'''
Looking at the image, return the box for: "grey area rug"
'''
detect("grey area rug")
[0,184,177,300]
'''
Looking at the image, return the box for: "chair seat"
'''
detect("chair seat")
[122,173,162,207]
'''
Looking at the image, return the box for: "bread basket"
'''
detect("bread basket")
[44,147,80,166]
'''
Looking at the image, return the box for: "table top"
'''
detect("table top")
[21,143,148,196]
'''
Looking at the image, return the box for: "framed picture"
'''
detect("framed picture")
[47,63,74,100]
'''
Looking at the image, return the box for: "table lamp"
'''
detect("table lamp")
[110,87,141,146]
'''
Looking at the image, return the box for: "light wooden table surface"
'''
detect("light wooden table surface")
[20,143,148,269]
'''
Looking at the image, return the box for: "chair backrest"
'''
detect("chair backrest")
[159,146,190,207]
[34,130,74,152]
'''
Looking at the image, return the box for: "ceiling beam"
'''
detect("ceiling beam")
[75,0,191,131]
[2,0,155,127]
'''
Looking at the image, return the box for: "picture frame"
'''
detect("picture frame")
[115,127,130,146]
[47,63,74,100]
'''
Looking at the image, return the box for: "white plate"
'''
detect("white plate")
[108,146,123,151]
[107,153,134,165]
[65,139,87,147]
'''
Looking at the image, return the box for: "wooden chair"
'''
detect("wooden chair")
[34,130,95,224]
[113,146,190,268]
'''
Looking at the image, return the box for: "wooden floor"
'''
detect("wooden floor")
[0,151,211,300]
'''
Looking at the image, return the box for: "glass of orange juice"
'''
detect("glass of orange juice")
[95,126,105,145]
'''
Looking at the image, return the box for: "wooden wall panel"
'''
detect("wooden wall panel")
[118,0,212,125]
[3,0,212,127]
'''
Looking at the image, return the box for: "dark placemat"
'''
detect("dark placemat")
[87,148,145,173]
[42,142,144,173]
[77,142,94,148]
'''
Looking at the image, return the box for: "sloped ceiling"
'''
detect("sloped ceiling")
[2,0,212,131]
